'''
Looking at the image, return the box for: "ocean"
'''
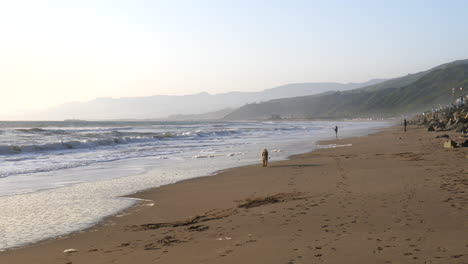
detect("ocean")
[0,120,392,250]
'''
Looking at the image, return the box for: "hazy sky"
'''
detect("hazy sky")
[1,0,467,116]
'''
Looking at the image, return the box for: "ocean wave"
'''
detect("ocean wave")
[0,123,310,157]
[0,136,162,155]
[15,128,47,133]
[0,129,243,155]
[0,148,183,178]
[68,127,134,133]
[192,155,215,158]
[14,128,72,136]
[13,127,133,135]
[180,130,241,138]
[0,155,123,178]
[110,131,176,138]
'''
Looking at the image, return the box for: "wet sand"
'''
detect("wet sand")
[1,125,467,264]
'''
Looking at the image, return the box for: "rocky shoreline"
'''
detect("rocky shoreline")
[411,104,468,148]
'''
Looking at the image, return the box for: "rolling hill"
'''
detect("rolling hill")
[224,60,468,120]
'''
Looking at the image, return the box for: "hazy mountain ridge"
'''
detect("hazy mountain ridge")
[167,108,234,121]
[224,59,468,120]
[23,80,385,120]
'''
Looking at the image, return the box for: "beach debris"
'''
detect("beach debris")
[427,125,435,131]
[460,140,468,147]
[187,224,209,232]
[238,192,306,209]
[443,139,457,149]
[216,237,232,241]
[437,246,448,252]
[63,248,78,254]
[159,235,182,246]
[132,209,233,231]
[239,196,281,209]
[144,235,183,250]
[436,134,450,138]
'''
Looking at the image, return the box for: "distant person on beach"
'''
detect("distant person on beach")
[404,118,407,132]
[262,149,269,167]
[334,126,338,138]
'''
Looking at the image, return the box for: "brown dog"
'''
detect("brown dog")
[262,149,269,167]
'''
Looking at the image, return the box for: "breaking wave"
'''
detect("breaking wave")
[0,136,166,155]
[0,129,244,155]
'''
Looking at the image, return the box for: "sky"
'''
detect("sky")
[0,0,467,117]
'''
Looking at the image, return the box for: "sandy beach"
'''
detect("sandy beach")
[1,125,467,264]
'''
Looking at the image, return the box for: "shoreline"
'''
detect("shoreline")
[0,126,417,252]
[1,138,355,252]
[1,125,466,263]
[0,122,389,252]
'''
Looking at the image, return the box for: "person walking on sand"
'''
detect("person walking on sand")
[262,149,269,167]
[334,126,338,138]
[404,118,407,132]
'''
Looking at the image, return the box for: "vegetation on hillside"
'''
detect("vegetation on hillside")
[224,61,468,120]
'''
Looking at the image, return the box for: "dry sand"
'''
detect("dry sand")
[1,125,467,264]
